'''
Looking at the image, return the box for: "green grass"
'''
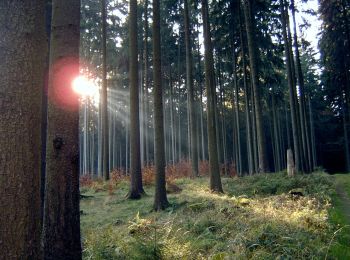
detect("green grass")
[327,174,350,259]
[80,172,350,259]
[334,174,350,198]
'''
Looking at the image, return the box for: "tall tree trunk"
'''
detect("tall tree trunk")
[42,0,82,258]
[272,93,281,172]
[0,2,46,258]
[290,0,312,172]
[101,0,109,180]
[196,25,206,161]
[250,82,259,172]
[286,1,304,172]
[239,4,254,175]
[242,0,269,173]
[232,47,242,175]
[169,69,176,164]
[231,0,242,175]
[184,0,199,177]
[143,0,150,166]
[280,0,301,172]
[308,96,317,168]
[128,0,144,199]
[153,0,169,210]
[201,0,223,192]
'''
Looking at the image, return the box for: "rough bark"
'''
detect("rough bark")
[0,2,46,259]
[153,0,169,210]
[128,0,144,199]
[201,0,223,192]
[42,0,82,258]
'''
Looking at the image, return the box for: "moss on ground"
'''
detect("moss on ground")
[80,172,350,259]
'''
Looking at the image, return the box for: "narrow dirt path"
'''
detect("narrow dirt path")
[335,181,350,223]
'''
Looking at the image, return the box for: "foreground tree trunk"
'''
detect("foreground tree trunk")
[42,0,82,258]
[242,0,269,173]
[201,0,223,192]
[184,0,199,177]
[128,0,144,199]
[0,2,46,258]
[153,0,169,210]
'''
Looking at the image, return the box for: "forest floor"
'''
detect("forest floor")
[334,174,350,221]
[80,172,350,259]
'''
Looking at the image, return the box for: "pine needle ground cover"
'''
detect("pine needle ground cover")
[80,172,350,259]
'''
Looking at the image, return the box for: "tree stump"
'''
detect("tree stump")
[287,149,296,177]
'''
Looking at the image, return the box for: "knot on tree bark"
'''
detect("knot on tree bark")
[53,137,63,150]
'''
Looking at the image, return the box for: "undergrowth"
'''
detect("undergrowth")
[80,169,350,259]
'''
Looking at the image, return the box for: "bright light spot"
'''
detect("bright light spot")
[72,76,98,97]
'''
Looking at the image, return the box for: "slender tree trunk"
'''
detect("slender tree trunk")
[214,72,223,166]
[219,81,228,175]
[169,70,175,164]
[184,0,199,177]
[242,0,269,172]
[280,0,301,172]
[42,0,82,258]
[308,96,317,168]
[196,25,206,161]
[101,0,109,180]
[250,83,259,173]
[230,0,242,175]
[124,123,127,170]
[291,0,311,172]
[128,0,144,199]
[272,93,281,172]
[143,0,150,166]
[153,0,169,210]
[201,0,223,192]
[239,5,253,175]
[286,2,304,172]
[232,46,242,175]
[0,2,46,258]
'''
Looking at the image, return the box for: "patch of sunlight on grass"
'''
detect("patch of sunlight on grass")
[80,171,347,259]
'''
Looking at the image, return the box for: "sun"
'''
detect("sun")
[72,75,98,98]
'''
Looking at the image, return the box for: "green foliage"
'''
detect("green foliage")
[81,172,350,259]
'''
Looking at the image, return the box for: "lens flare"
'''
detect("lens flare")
[72,76,98,97]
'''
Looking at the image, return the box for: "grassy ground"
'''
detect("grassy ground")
[328,174,350,258]
[80,172,350,259]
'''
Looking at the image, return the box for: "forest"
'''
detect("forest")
[0,0,350,259]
